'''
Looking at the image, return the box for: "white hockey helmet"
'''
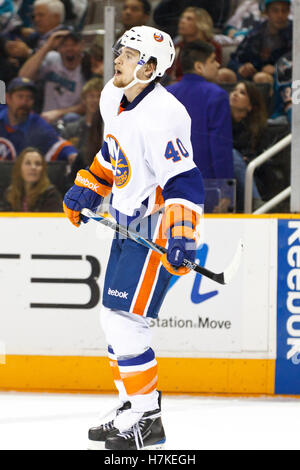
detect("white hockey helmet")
[113,25,175,89]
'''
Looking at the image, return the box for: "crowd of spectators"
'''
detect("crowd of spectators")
[0,0,293,214]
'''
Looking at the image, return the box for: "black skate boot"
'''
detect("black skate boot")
[105,392,166,450]
[88,400,131,450]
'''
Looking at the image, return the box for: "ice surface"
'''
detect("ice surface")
[0,392,299,450]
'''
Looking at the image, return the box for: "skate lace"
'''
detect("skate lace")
[102,420,115,431]
[98,403,125,430]
[119,419,146,450]
[117,411,161,450]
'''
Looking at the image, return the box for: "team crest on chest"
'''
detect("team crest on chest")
[106,134,131,188]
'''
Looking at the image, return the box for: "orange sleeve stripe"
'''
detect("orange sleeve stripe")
[75,169,111,197]
[132,217,167,316]
[171,225,197,241]
[162,204,200,236]
[154,186,164,211]
[90,156,114,187]
[120,365,158,396]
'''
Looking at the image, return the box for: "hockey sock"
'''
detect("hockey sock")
[108,345,129,403]
[117,348,158,411]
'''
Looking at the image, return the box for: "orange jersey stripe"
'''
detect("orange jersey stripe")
[153,186,164,213]
[132,218,167,316]
[120,365,158,396]
[90,156,114,187]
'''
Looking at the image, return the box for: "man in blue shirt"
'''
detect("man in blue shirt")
[228,0,292,81]
[0,77,77,161]
[167,40,233,180]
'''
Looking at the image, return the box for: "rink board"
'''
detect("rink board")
[0,213,299,395]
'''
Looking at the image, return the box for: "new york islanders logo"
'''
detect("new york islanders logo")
[106,134,131,188]
[154,32,164,42]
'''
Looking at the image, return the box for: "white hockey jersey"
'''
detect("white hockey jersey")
[95,79,202,219]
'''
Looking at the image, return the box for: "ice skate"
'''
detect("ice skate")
[88,400,131,450]
[105,407,166,450]
[105,391,165,450]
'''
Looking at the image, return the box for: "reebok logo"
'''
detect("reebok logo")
[108,288,129,299]
[76,174,99,192]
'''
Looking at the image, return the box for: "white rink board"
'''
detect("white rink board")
[0,216,277,359]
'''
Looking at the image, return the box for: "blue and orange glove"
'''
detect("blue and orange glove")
[161,204,200,276]
[63,169,106,227]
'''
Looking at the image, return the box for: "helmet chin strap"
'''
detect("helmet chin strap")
[122,64,157,91]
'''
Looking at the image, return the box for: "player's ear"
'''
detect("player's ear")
[144,59,156,79]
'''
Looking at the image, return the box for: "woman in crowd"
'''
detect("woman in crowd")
[0,147,63,212]
[167,7,222,84]
[229,81,268,211]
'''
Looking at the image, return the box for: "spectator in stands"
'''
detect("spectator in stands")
[19,30,87,124]
[153,0,231,38]
[0,0,22,35]
[83,41,104,78]
[167,40,234,212]
[227,0,292,83]
[0,0,67,85]
[0,77,77,162]
[221,0,263,44]
[167,7,223,84]
[60,77,103,157]
[230,81,268,210]
[26,0,66,51]
[120,0,151,33]
[0,146,63,212]
[17,0,35,28]
[0,0,14,27]
[270,51,292,126]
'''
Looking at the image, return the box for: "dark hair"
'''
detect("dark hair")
[6,147,50,211]
[234,81,268,149]
[137,0,152,15]
[181,40,215,74]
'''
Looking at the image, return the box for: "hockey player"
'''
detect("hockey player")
[63,25,205,450]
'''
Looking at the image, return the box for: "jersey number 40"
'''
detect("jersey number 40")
[164,139,189,163]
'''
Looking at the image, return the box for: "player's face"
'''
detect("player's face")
[21,152,44,186]
[266,2,290,30]
[230,83,252,113]
[113,47,140,88]
[6,89,34,124]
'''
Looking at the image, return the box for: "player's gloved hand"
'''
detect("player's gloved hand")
[63,169,103,227]
[161,236,196,276]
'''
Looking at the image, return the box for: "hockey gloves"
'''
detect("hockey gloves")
[161,204,200,276]
[63,169,104,227]
[161,236,196,276]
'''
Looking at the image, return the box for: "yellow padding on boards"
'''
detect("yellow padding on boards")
[0,356,275,394]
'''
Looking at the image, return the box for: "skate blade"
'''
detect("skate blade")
[141,439,166,451]
[87,439,106,451]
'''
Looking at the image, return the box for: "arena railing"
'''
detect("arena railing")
[244,134,292,214]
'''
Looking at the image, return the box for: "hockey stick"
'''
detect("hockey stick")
[81,208,243,285]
